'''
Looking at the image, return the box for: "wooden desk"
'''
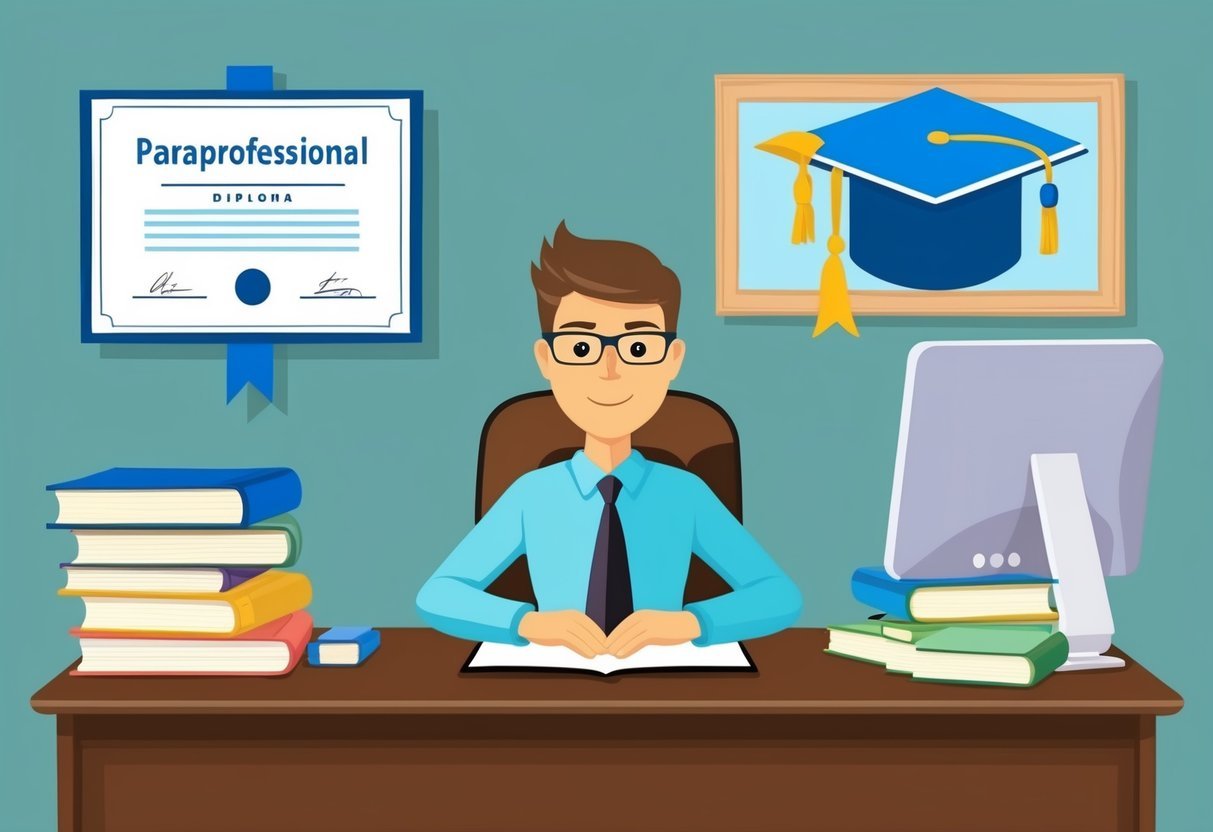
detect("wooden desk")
[31,628,1181,832]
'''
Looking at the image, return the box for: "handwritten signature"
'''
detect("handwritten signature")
[314,272,364,297]
[150,271,193,295]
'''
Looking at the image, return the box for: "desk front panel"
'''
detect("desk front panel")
[67,711,1146,832]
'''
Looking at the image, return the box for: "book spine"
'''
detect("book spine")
[851,574,913,620]
[1027,633,1071,683]
[230,574,312,635]
[218,567,269,592]
[237,470,303,526]
[233,596,257,634]
[274,515,303,567]
[360,628,382,655]
[353,629,382,660]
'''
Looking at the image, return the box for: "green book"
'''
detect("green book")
[881,619,1057,644]
[907,628,1069,687]
[825,621,916,671]
[68,513,303,568]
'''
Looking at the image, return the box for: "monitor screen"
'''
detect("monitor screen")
[884,340,1162,580]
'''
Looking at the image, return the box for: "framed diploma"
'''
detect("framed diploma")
[81,90,422,342]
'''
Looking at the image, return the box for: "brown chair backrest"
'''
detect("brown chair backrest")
[476,390,740,606]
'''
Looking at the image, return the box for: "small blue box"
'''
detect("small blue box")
[307,626,381,667]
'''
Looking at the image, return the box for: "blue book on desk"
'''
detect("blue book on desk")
[47,468,302,528]
[851,566,1057,623]
[308,627,381,667]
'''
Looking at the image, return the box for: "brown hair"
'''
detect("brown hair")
[530,221,681,331]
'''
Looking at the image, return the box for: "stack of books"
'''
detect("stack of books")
[826,566,1068,687]
[48,468,313,676]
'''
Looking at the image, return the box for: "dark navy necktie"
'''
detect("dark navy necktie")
[585,475,634,634]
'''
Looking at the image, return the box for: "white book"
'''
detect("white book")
[68,527,294,566]
[61,566,265,594]
[464,640,754,676]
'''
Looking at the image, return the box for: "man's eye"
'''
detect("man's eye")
[630,342,647,358]
[573,341,591,357]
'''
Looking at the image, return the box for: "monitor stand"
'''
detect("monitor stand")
[1030,453,1125,671]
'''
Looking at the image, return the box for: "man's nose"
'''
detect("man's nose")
[599,346,622,379]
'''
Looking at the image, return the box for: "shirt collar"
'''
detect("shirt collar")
[568,449,651,499]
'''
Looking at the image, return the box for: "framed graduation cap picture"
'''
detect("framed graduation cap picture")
[716,74,1124,333]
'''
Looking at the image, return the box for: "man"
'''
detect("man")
[416,222,801,658]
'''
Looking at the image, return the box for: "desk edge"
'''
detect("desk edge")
[30,697,1186,717]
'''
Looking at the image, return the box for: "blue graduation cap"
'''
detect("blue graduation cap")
[757,88,1087,336]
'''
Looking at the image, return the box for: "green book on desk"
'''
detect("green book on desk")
[825,622,916,672]
[905,628,1069,687]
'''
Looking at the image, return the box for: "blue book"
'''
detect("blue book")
[47,468,302,528]
[307,627,381,667]
[851,566,1057,623]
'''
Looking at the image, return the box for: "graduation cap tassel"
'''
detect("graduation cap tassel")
[755,131,825,246]
[1039,182,1059,255]
[792,160,814,244]
[813,166,859,338]
[753,131,855,336]
[928,131,1060,255]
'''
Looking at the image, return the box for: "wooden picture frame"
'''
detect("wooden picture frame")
[716,74,1125,317]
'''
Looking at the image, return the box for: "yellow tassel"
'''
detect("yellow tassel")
[813,167,859,338]
[792,161,814,244]
[755,131,825,247]
[930,130,1062,258]
[1040,205,1058,255]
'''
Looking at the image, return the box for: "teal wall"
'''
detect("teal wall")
[2,0,1210,827]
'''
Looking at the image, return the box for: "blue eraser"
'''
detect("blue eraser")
[307,627,381,666]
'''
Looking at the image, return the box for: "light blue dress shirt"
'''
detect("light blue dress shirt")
[416,449,802,645]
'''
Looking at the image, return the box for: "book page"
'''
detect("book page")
[466,641,752,674]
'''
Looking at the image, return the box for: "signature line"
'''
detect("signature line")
[299,295,378,300]
[132,295,209,299]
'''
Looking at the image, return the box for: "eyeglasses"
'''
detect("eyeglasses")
[541,331,677,365]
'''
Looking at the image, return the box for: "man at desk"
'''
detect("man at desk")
[417,222,802,658]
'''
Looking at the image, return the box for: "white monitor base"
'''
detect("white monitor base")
[1056,654,1126,672]
[1031,453,1123,673]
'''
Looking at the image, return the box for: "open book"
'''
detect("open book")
[463,640,755,676]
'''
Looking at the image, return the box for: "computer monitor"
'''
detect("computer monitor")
[884,340,1163,669]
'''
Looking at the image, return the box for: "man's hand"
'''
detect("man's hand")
[518,610,609,658]
[605,610,702,658]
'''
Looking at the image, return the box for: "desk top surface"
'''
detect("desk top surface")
[31,628,1183,717]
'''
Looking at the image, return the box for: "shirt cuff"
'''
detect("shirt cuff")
[682,603,713,646]
[507,602,537,645]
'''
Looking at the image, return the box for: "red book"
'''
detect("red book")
[71,610,312,676]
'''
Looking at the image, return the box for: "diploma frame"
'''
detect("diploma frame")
[715,74,1125,317]
[80,89,423,343]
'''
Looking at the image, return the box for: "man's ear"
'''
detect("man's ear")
[664,338,686,380]
[534,339,553,380]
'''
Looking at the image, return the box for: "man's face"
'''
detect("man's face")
[534,292,685,442]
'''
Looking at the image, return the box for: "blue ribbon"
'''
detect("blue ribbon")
[224,65,276,405]
[227,343,274,403]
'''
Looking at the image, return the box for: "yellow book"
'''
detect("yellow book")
[60,571,312,636]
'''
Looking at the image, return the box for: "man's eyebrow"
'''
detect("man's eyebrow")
[624,320,661,330]
[558,320,597,330]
